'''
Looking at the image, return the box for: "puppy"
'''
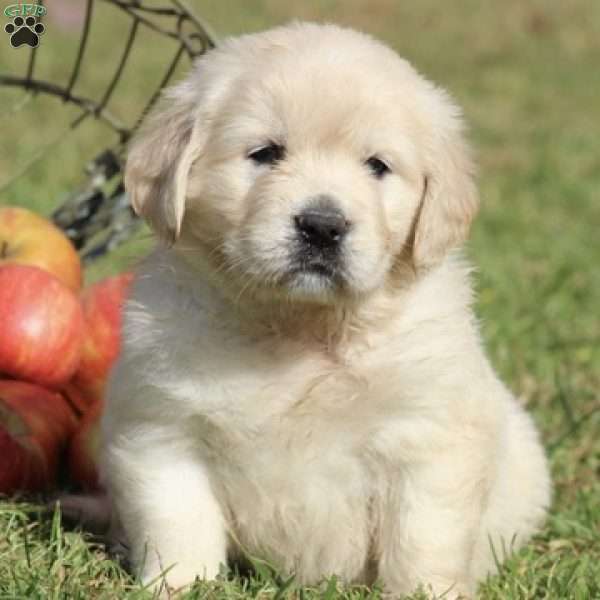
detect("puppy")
[102,22,551,598]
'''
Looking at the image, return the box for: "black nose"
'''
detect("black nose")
[294,207,349,250]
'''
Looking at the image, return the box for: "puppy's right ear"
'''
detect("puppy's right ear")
[125,86,202,244]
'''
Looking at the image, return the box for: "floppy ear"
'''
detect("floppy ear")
[124,85,202,244]
[412,100,479,268]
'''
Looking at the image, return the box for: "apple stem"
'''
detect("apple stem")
[0,241,8,259]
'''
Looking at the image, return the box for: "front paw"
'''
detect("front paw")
[140,568,196,598]
[140,558,222,597]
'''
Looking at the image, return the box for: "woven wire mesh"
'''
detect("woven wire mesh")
[0,0,216,262]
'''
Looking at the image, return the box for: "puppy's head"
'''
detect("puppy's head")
[126,23,477,305]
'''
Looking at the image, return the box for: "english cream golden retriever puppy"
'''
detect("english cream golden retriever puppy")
[102,22,551,598]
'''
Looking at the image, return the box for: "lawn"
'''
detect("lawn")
[1,1,599,598]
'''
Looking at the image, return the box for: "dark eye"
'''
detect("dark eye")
[365,156,391,179]
[248,143,285,165]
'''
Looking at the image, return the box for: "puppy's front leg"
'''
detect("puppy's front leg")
[378,447,489,599]
[104,439,227,591]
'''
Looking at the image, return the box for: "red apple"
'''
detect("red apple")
[0,379,77,494]
[0,206,82,291]
[65,273,133,412]
[0,264,84,388]
[68,398,103,491]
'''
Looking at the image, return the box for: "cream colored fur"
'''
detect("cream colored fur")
[102,22,551,598]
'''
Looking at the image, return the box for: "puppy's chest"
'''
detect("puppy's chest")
[193,344,376,564]
[183,338,373,449]
[163,333,376,533]
[148,302,405,478]
[150,311,409,565]
[159,326,388,465]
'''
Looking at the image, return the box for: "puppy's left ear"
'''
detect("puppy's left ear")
[125,85,203,244]
[412,96,479,268]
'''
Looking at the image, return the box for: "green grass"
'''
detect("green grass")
[1,1,599,597]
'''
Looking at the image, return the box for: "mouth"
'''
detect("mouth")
[288,240,343,278]
[282,255,346,298]
[292,261,337,279]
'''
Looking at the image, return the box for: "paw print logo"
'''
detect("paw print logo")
[5,15,45,48]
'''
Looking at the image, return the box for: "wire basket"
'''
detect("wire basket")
[0,0,216,262]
